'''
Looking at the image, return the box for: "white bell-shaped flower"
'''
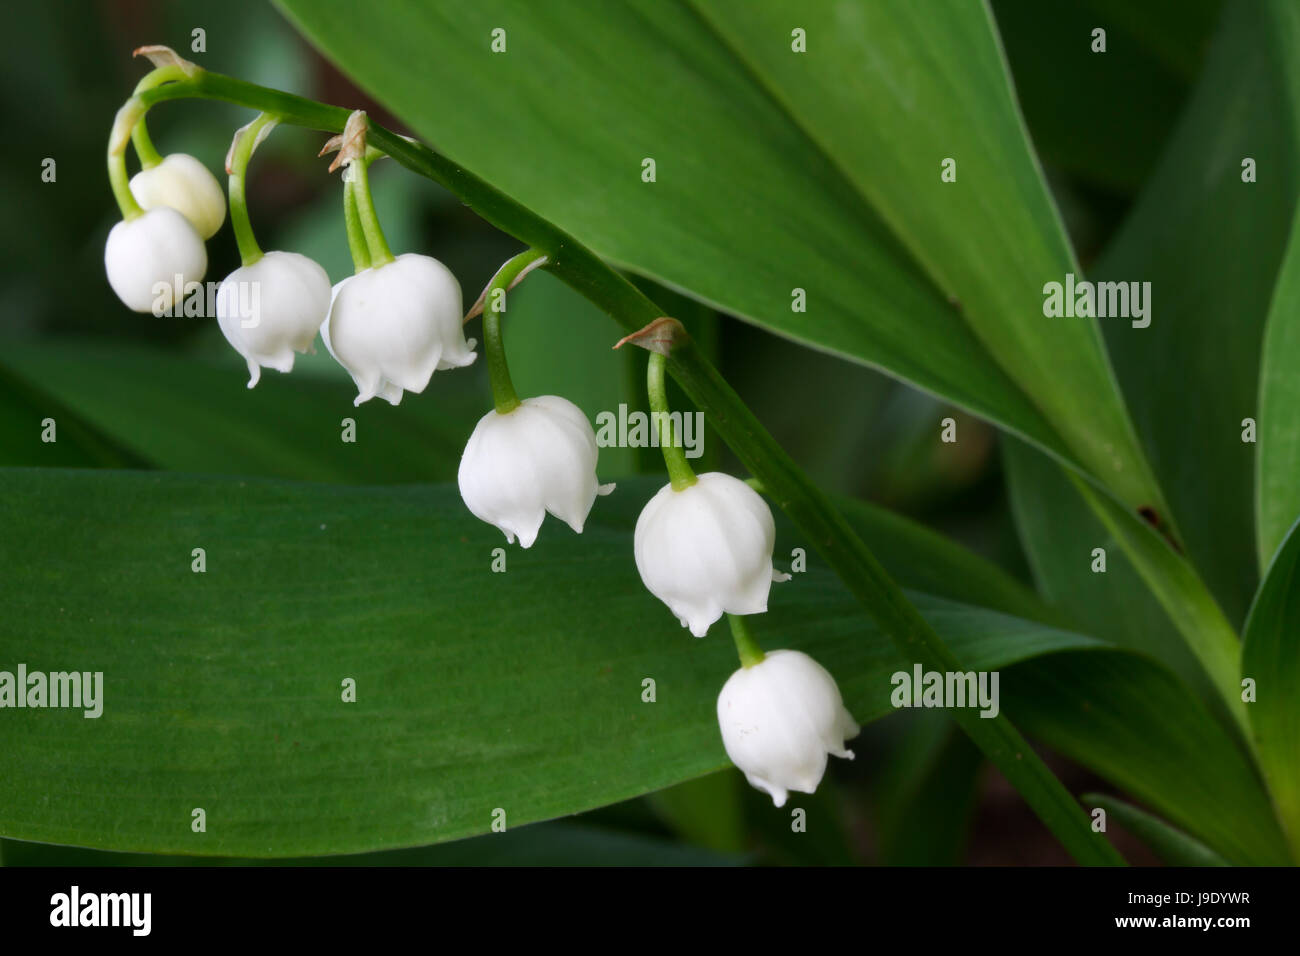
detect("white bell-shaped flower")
[717,649,860,807]
[458,395,615,548]
[323,253,477,406]
[104,207,207,314]
[216,251,331,388]
[634,472,790,637]
[320,271,401,405]
[129,153,226,240]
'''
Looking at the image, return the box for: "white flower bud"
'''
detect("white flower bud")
[216,251,331,388]
[323,253,477,406]
[634,472,790,637]
[103,207,207,313]
[129,153,227,240]
[717,649,860,807]
[458,395,615,548]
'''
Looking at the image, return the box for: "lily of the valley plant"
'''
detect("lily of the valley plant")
[102,45,857,809]
[86,26,1300,869]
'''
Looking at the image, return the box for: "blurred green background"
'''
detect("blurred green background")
[0,0,1222,865]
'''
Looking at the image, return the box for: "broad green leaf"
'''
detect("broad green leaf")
[0,468,1085,856]
[1006,649,1286,865]
[0,821,742,866]
[1258,210,1300,566]
[1003,438,1231,719]
[0,469,1273,861]
[834,492,1058,626]
[3,336,1057,624]
[2,275,640,485]
[690,0,1158,512]
[1093,0,1300,625]
[274,0,1164,514]
[1006,426,1250,746]
[1082,794,1230,867]
[0,341,480,483]
[0,363,146,470]
[1242,518,1300,861]
[1067,471,1246,736]
[0,469,992,854]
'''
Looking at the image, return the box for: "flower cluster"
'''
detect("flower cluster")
[618,326,858,804]
[103,54,856,807]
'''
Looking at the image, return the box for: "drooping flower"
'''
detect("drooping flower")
[215,251,331,387]
[458,395,615,548]
[716,649,860,807]
[633,472,790,637]
[323,253,477,406]
[320,271,400,404]
[129,153,226,240]
[104,207,207,313]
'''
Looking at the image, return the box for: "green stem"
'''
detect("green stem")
[133,69,1126,865]
[106,66,194,218]
[227,112,278,266]
[343,179,371,274]
[133,64,190,95]
[126,64,195,174]
[106,99,145,220]
[349,152,393,266]
[125,65,190,174]
[728,614,766,669]
[482,249,546,414]
[107,150,143,220]
[647,351,697,490]
[130,117,164,169]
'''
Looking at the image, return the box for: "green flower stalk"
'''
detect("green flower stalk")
[623,318,790,638]
[320,110,478,406]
